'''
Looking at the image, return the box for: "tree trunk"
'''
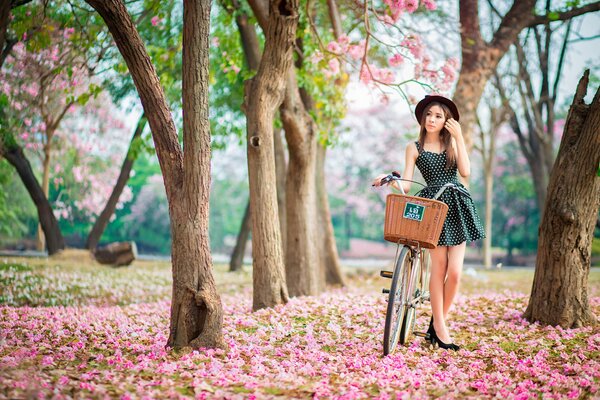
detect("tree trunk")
[318,0,345,287]
[229,202,250,272]
[248,0,317,298]
[86,0,225,349]
[1,143,64,255]
[36,140,52,251]
[228,3,286,270]
[0,0,9,63]
[245,0,298,310]
[281,68,319,297]
[274,128,287,248]
[478,104,504,269]
[483,167,493,268]
[86,114,147,250]
[316,143,345,286]
[229,130,286,275]
[524,71,600,328]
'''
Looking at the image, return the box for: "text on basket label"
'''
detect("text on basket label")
[403,202,425,222]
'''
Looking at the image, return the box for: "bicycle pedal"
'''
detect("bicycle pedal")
[380,270,393,279]
[382,288,390,294]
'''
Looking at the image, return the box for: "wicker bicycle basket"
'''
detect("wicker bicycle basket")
[383,194,449,249]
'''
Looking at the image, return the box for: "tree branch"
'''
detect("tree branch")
[552,20,572,104]
[568,33,600,43]
[11,0,35,8]
[527,2,600,27]
[490,0,537,49]
[247,0,269,31]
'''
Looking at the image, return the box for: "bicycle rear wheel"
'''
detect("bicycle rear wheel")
[383,246,412,355]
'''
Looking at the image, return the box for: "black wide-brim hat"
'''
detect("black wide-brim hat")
[415,95,460,122]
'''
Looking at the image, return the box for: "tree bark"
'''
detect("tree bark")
[229,202,250,272]
[524,71,600,328]
[316,144,345,286]
[85,0,225,349]
[317,0,346,287]
[35,140,52,251]
[227,2,286,271]
[0,142,64,255]
[249,0,319,298]
[476,108,497,269]
[244,0,297,310]
[280,68,319,297]
[0,0,9,59]
[274,127,287,249]
[233,1,261,72]
[483,164,493,268]
[86,114,147,250]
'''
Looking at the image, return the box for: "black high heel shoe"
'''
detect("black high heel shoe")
[430,324,460,351]
[426,317,434,342]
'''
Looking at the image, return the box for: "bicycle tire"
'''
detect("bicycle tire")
[383,246,411,355]
[420,249,431,299]
[399,257,421,345]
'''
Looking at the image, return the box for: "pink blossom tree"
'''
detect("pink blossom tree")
[0,21,107,250]
[49,94,133,231]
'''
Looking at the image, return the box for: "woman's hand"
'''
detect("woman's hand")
[371,174,389,187]
[444,118,463,140]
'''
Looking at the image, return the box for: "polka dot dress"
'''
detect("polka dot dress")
[414,142,485,246]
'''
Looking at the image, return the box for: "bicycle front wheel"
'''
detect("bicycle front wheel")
[399,256,422,345]
[383,246,412,355]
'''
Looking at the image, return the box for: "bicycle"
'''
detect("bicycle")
[376,172,456,355]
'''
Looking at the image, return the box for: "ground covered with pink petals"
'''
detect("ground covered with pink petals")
[1,256,599,399]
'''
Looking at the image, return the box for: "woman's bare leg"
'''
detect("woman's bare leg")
[429,246,451,343]
[444,242,467,320]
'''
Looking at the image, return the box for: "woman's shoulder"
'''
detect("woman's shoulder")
[405,141,419,160]
[407,141,419,152]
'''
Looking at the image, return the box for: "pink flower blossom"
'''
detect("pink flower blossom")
[328,58,341,75]
[310,51,324,64]
[422,0,437,10]
[347,43,366,61]
[151,16,161,26]
[405,0,419,12]
[327,41,342,55]
[389,54,404,67]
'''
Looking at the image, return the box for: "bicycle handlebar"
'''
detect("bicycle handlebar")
[374,172,460,200]
[377,173,427,190]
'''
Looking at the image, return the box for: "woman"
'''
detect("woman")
[373,95,485,351]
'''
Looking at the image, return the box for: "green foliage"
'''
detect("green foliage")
[209,177,249,253]
[296,5,347,146]
[209,4,255,147]
[101,152,166,252]
[0,159,38,247]
[0,161,29,238]
[592,236,600,257]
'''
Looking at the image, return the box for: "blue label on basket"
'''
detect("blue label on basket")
[403,202,425,221]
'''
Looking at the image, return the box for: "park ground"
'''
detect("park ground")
[1,250,599,399]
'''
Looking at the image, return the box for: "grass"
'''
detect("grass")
[1,248,599,307]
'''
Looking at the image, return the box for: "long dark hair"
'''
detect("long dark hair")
[417,102,456,169]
